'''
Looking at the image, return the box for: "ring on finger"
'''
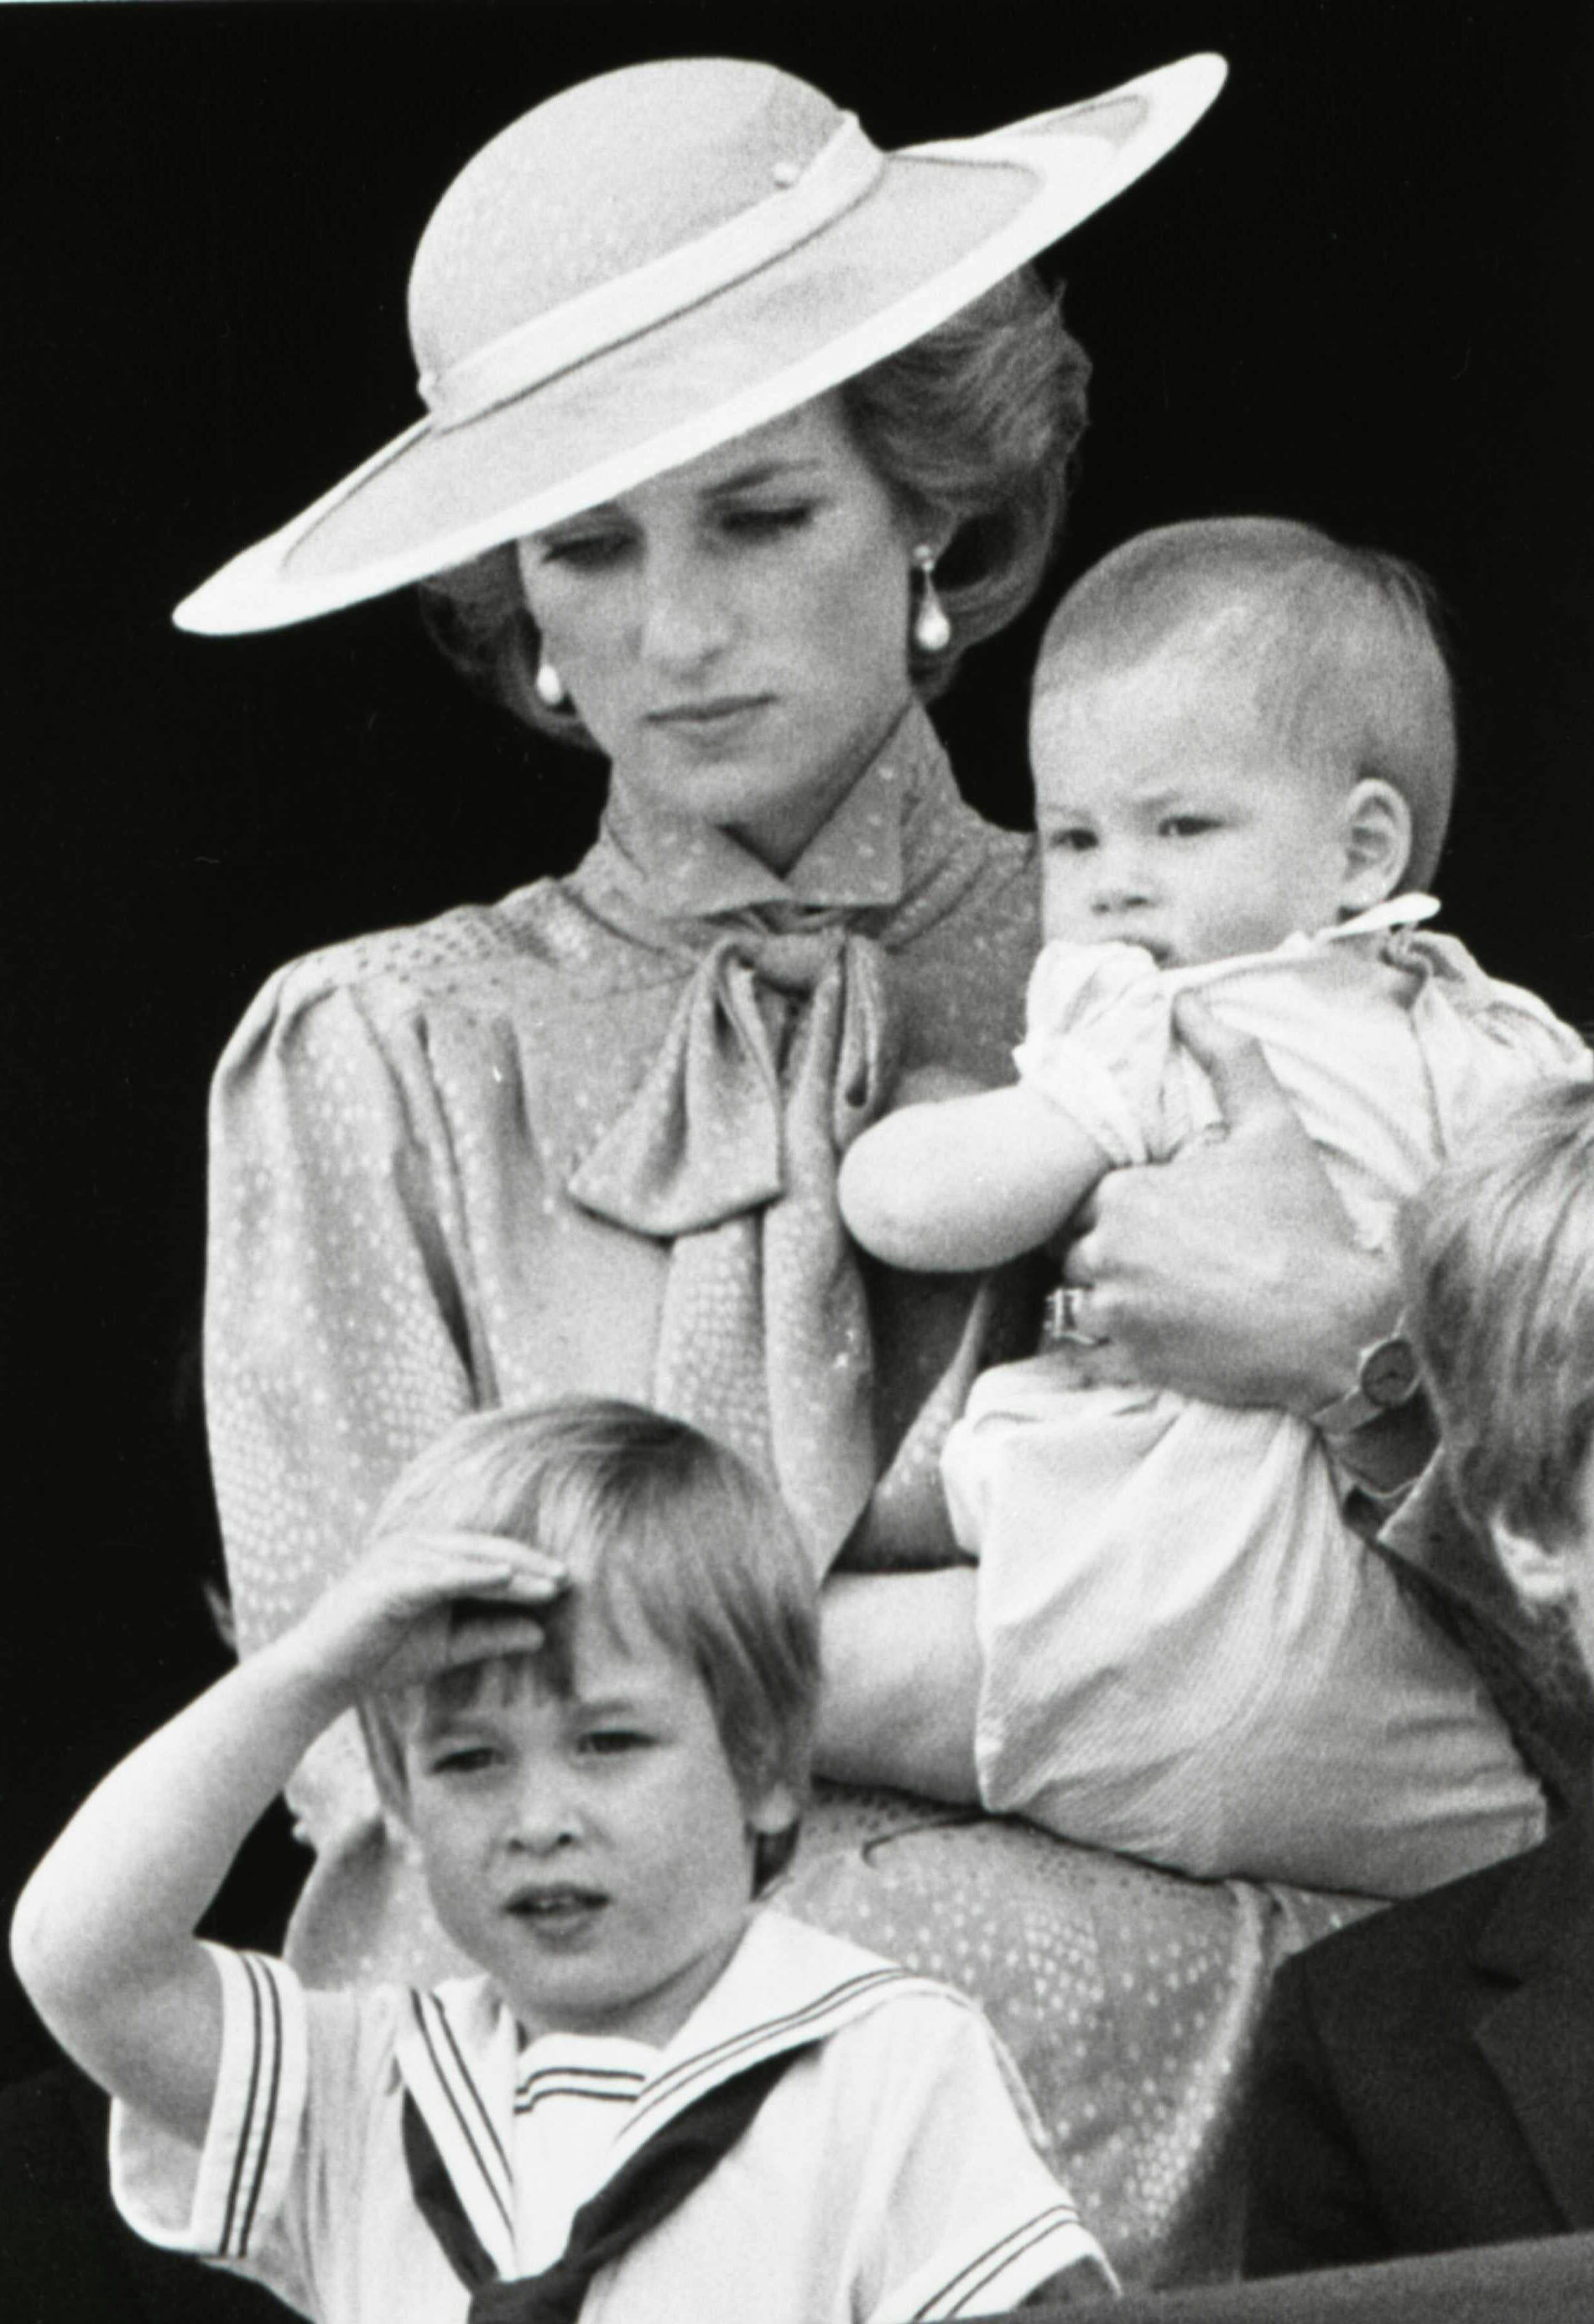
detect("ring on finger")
[1045,1283,1107,1348]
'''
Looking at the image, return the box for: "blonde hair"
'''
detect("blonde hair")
[1036,517,1457,886]
[361,1400,818,1882]
[1402,1078,1594,1548]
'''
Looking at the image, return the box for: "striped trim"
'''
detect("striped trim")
[218,1954,285,2260]
[421,1994,511,2184]
[516,2063,648,2117]
[406,1992,514,2242]
[626,1966,926,2136]
[912,2205,1093,2318]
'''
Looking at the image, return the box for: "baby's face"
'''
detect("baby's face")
[1031,649,1361,967]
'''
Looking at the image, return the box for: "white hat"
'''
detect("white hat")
[176,51,1225,635]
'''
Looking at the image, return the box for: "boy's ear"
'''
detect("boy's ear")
[359,1700,416,1831]
[1340,777,1413,909]
[1488,1516,1571,1613]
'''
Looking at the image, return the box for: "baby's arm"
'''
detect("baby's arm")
[10,1531,562,2146]
[839,1081,1114,1272]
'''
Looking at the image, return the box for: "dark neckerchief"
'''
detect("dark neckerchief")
[403,2043,807,2322]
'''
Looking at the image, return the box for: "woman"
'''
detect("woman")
[191,52,1408,2282]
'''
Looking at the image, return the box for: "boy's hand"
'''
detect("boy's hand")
[282,1528,567,1704]
[11,1528,559,2153]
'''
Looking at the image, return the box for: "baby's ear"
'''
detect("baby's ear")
[1341,777,1413,907]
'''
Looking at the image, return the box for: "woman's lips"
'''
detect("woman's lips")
[646,696,772,730]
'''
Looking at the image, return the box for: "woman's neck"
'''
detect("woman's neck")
[617,694,917,879]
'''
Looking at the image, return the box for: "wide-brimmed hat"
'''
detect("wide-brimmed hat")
[175,51,1225,635]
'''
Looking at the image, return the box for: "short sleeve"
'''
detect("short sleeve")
[1012,941,1177,1168]
[844,1998,1117,2321]
[111,1947,408,2318]
[110,1947,315,2306]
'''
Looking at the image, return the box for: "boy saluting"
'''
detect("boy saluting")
[12,1400,1113,2321]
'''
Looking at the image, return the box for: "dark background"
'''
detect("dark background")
[4,0,1591,2084]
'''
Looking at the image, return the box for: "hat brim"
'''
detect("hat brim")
[176,53,1225,634]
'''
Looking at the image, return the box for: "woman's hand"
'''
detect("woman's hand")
[1056,996,1399,1414]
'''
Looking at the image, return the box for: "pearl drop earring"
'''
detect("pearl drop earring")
[534,654,570,710]
[911,545,952,655]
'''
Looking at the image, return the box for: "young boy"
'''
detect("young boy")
[1246,1079,1594,2268]
[836,517,1589,1897]
[10,1399,1113,2321]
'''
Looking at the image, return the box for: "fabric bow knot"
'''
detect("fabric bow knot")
[568,922,896,1239]
[564,914,898,1565]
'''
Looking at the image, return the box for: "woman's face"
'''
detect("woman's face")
[515,395,924,872]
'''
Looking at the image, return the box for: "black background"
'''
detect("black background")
[4,0,1592,2083]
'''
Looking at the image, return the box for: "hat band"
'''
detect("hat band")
[418,112,885,432]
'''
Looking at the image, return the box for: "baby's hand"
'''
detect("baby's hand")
[280,1528,567,1705]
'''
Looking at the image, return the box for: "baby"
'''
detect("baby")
[11,1399,1112,2321]
[839,516,1590,1897]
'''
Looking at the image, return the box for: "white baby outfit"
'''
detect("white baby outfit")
[942,899,1591,1897]
[110,1909,1112,2322]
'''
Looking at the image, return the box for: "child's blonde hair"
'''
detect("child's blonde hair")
[1402,1077,1594,1548]
[1037,516,1456,885]
[361,1399,819,1879]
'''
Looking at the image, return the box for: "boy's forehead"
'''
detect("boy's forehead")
[411,1582,695,1736]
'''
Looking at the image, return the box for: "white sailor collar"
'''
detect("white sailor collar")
[392,1910,956,2279]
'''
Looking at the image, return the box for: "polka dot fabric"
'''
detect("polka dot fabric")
[205,704,1037,1845]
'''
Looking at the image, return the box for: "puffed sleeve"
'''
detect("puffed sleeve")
[204,963,479,1843]
[206,963,479,1654]
[843,2000,1117,2319]
[1011,941,1177,1168]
